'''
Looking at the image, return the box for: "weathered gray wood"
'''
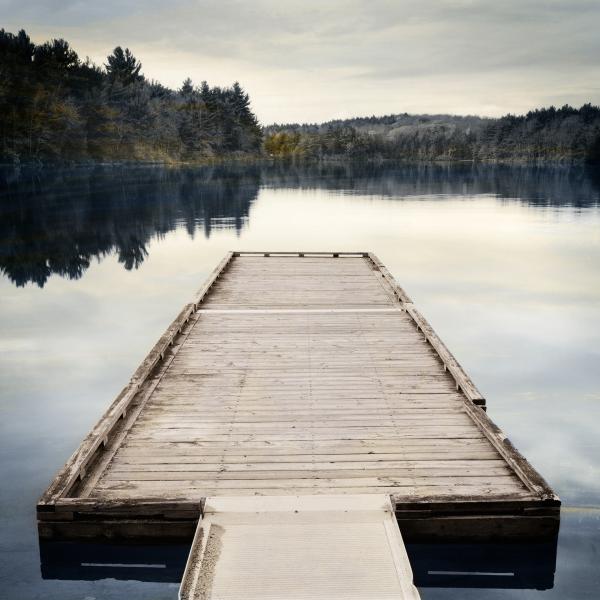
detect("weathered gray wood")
[404,304,486,406]
[38,251,559,543]
[37,255,235,508]
[192,251,234,308]
[366,252,413,304]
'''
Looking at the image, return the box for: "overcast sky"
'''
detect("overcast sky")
[3,0,600,124]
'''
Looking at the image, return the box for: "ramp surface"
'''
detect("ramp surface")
[179,495,420,600]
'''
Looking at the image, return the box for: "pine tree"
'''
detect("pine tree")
[33,39,79,74]
[105,47,143,85]
[180,78,194,98]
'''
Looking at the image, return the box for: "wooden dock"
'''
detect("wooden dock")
[38,252,560,543]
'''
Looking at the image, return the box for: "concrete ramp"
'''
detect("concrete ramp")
[179,494,420,600]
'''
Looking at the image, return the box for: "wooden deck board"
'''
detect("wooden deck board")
[38,252,559,542]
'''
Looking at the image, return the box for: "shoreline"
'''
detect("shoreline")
[1,156,597,170]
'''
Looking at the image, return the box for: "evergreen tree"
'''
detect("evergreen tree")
[33,39,79,75]
[1,31,264,162]
[180,77,194,98]
[105,47,143,85]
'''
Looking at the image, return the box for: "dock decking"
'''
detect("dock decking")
[38,252,559,542]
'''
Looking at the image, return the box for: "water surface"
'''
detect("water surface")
[1,162,599,599]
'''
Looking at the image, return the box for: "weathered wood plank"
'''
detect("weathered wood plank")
[37,254,236,507]
[38,251,559,543]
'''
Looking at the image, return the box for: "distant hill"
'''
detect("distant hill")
[264,107,600,163]
[265,112,489,136]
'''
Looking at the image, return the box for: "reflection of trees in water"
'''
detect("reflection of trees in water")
[1,162,599,287]
[260,162,600,208]
[0,165,261,287]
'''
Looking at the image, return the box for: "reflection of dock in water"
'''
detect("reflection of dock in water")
[40,536,559,590]
[37,252,560,598]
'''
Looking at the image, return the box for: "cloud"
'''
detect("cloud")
[3,0,600,122]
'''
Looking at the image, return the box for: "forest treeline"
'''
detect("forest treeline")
[2,29,600,164]
[0,29,261,162]
[265,106,600,163]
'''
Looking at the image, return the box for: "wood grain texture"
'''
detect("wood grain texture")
[38,252,559,541]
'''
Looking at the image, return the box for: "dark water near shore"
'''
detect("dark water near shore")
[1,162,599,599]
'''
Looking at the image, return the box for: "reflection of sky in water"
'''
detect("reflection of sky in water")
[0,165,599,598]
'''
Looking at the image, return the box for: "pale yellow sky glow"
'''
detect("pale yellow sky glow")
[4,0,600,123]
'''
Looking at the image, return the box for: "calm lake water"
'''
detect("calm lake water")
[1,162,599,599]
